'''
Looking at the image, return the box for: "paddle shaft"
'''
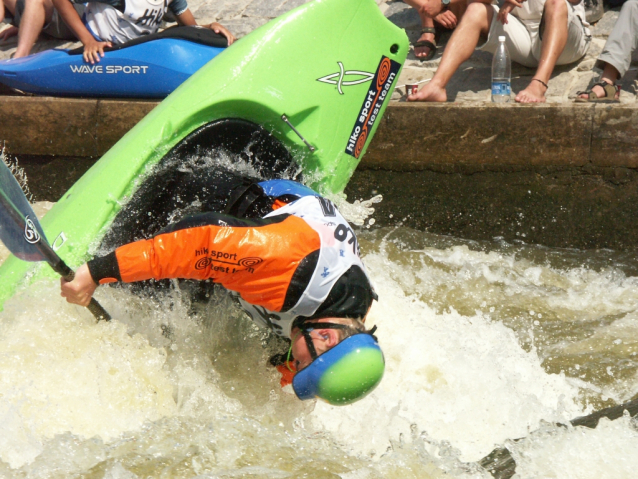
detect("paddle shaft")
[0,189,111,321]
[40,243,112,322]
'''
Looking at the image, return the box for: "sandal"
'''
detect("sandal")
[575,81,620,103]
[413,27,437,62]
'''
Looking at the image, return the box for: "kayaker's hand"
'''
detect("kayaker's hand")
[208,22,235,46]
[61,263,98,307]
[83,38,112,64]
[0,25,19,42]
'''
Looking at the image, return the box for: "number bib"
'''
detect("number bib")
[237,195,370,338]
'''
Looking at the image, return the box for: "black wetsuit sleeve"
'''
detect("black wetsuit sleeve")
[87,252,122,283]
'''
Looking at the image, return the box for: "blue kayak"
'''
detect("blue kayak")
[0,26,227,98]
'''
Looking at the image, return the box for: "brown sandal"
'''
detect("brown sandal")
[575,81,620,103]
[413,27,437,62]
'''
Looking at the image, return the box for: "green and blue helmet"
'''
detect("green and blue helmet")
[292,322,385,405]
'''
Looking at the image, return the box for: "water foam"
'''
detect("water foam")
[309,246,585,463]
[0,283,177,469]
[2,217,638,476]
[511,415,638,479]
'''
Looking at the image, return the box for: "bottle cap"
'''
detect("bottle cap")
[498,36,506,42]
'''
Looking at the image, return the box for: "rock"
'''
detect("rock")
[385,1,421,31]
[584,0,604,23]
[591,10,620,37]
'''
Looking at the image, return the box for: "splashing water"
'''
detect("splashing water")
[2,200,638,477]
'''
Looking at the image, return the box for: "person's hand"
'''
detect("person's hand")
[497,0,525,24]
[0,25,19,42]
[208,22,235,46]
[82,38,112,64]
[420,0,446,18]
[60,263,98,307]
[435,10,457,29]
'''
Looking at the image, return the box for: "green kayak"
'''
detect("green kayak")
[0,0,408,308]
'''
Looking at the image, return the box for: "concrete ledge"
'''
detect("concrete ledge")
[4,97,637,165]
[0,96,158,157]
[593,106,638,167]
[4,96,638,250]
[348,102,638,251]
[363,102,638,171]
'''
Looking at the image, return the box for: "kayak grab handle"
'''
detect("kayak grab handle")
[281,114,316,152]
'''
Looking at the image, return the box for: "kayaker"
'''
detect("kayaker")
[60,179,385,405]
[0,0,234,61]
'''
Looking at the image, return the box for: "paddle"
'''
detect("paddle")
[0,160,111,321]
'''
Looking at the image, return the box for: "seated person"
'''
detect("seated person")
[0,0,234,61]
[60,179,385,405]
[403,0,468,61]
[0,0,82,57]
[408,0,591,103]
[576,0,637,102]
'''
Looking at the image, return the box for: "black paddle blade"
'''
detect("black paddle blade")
[0,160,111,322]
[0,160,48,262]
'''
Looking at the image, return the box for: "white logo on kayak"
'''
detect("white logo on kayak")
[317,62,375,95]
[24,216,41,244]
[69,65,149,74]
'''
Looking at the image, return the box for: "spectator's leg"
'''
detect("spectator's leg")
[408,0,493,102]
[515,0,568,103]
[3,0,16,19]
[404,0,437,60]
[1,0,20,44]
[13,0,54,58]
[578,0,638,99]
[405,0,468,60]
[577,63,620,100]
[447,0,467,24]
[600,63,620,84]
[598,0,638,78]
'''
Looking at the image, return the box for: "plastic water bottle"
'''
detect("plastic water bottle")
[491,35,511,103]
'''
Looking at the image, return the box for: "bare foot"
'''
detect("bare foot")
[408,82,447,102]
[516,79,547,103]
[414,31,435,60]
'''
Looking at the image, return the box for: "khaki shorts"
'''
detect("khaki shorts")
[478,0,591,67]
[11,0,84,40]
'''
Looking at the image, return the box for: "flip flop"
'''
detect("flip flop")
[575,81,620,103]
[413,27,437,62]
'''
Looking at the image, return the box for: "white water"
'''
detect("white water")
[2,203,638,478]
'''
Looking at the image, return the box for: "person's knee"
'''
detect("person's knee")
[463,1,491,23]
[24,0,50,9]
[543,0,567,16]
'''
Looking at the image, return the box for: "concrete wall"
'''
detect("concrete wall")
[0,97,157,157]
[3,97,638,250]
[345,102,638,250]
